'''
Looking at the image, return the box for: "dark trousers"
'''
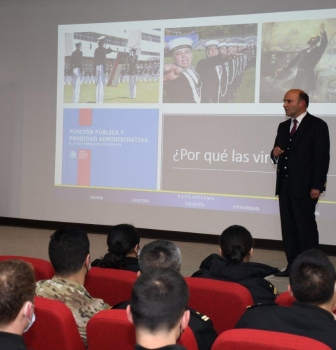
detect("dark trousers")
[279,178,319,265]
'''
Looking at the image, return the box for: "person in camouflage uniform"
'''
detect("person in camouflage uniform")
[35,228,110,347]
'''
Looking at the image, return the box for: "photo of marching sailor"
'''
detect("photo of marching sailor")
[94,35,114,103]
[63,29,161,103]
[260,18,336,103]
[163,24,257,103]
[126,47,138,99]
[70,42,83,103]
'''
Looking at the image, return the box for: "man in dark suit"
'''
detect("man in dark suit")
[271,89,330,277]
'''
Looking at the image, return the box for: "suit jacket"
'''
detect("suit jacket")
[191,254,279,305]
[271,113,330,198]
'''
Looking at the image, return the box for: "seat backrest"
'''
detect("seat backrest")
[0,255,54,281]
[84,267,137,306]
[185,277,253,334]
[212,329,331,350]
[276,291,336,316]
[87,309,198,350]
[23,296,86,350]
[276,291,296,307]
[87,310,134,350]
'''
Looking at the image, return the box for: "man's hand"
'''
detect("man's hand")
[163,64,182,82]
[272,146,284,158]
[310,189,320,199]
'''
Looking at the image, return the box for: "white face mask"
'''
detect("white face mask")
[85,261,91,275]
[23,302,36,333]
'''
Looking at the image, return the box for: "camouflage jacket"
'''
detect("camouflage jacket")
[36,276,110,347]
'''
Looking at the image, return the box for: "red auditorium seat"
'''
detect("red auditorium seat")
[87,309,198,350]
[185,277,253,334]
[211,329,331,350]
[23,296,85,350]
[84,267,137,306]
[0,255,54,281]
[276,290,296,307]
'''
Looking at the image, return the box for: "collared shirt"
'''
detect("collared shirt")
[273,111,307,164]
[291,111,307,132]
[36,276,110,347]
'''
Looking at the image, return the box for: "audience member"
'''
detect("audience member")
[35,227,110,347]
[92,224,140,272]
[0,259,36,350]
[236,249,336,349]
[127,267,190,350]
[192,225,279,304]
[114,240,217,350]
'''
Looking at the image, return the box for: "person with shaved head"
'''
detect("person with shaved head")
[271,89,330,277]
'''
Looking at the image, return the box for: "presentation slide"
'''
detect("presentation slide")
[3,0,336,243]
[55,8,336,225]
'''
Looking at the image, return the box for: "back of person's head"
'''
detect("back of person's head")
[138,240,182,273]
[129,267,189,333]
[49,227,89,276]
[219,225,253,263]
[290,249,336,305]
[103,224,140,269]
[0,259,35,329]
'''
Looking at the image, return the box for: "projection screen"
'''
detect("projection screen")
[0,0,335,244]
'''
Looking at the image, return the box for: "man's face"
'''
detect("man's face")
[283,90,305,118]
[219,47,227,55]
[173,47,193,69]
[206,45,218,57]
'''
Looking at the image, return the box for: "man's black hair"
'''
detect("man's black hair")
[48,227,89,276]
[130,267,188,333]
[290,249,335,305]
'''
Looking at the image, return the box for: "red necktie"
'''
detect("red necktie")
[290,119,298,136]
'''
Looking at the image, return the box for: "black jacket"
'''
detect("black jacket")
[91,256,139,272]
[271,113,330,198]
[236,301,336,349]
[192,254,279,304]
[0,332,27,350]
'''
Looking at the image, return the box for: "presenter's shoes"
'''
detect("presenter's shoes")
[275,265,291,277]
